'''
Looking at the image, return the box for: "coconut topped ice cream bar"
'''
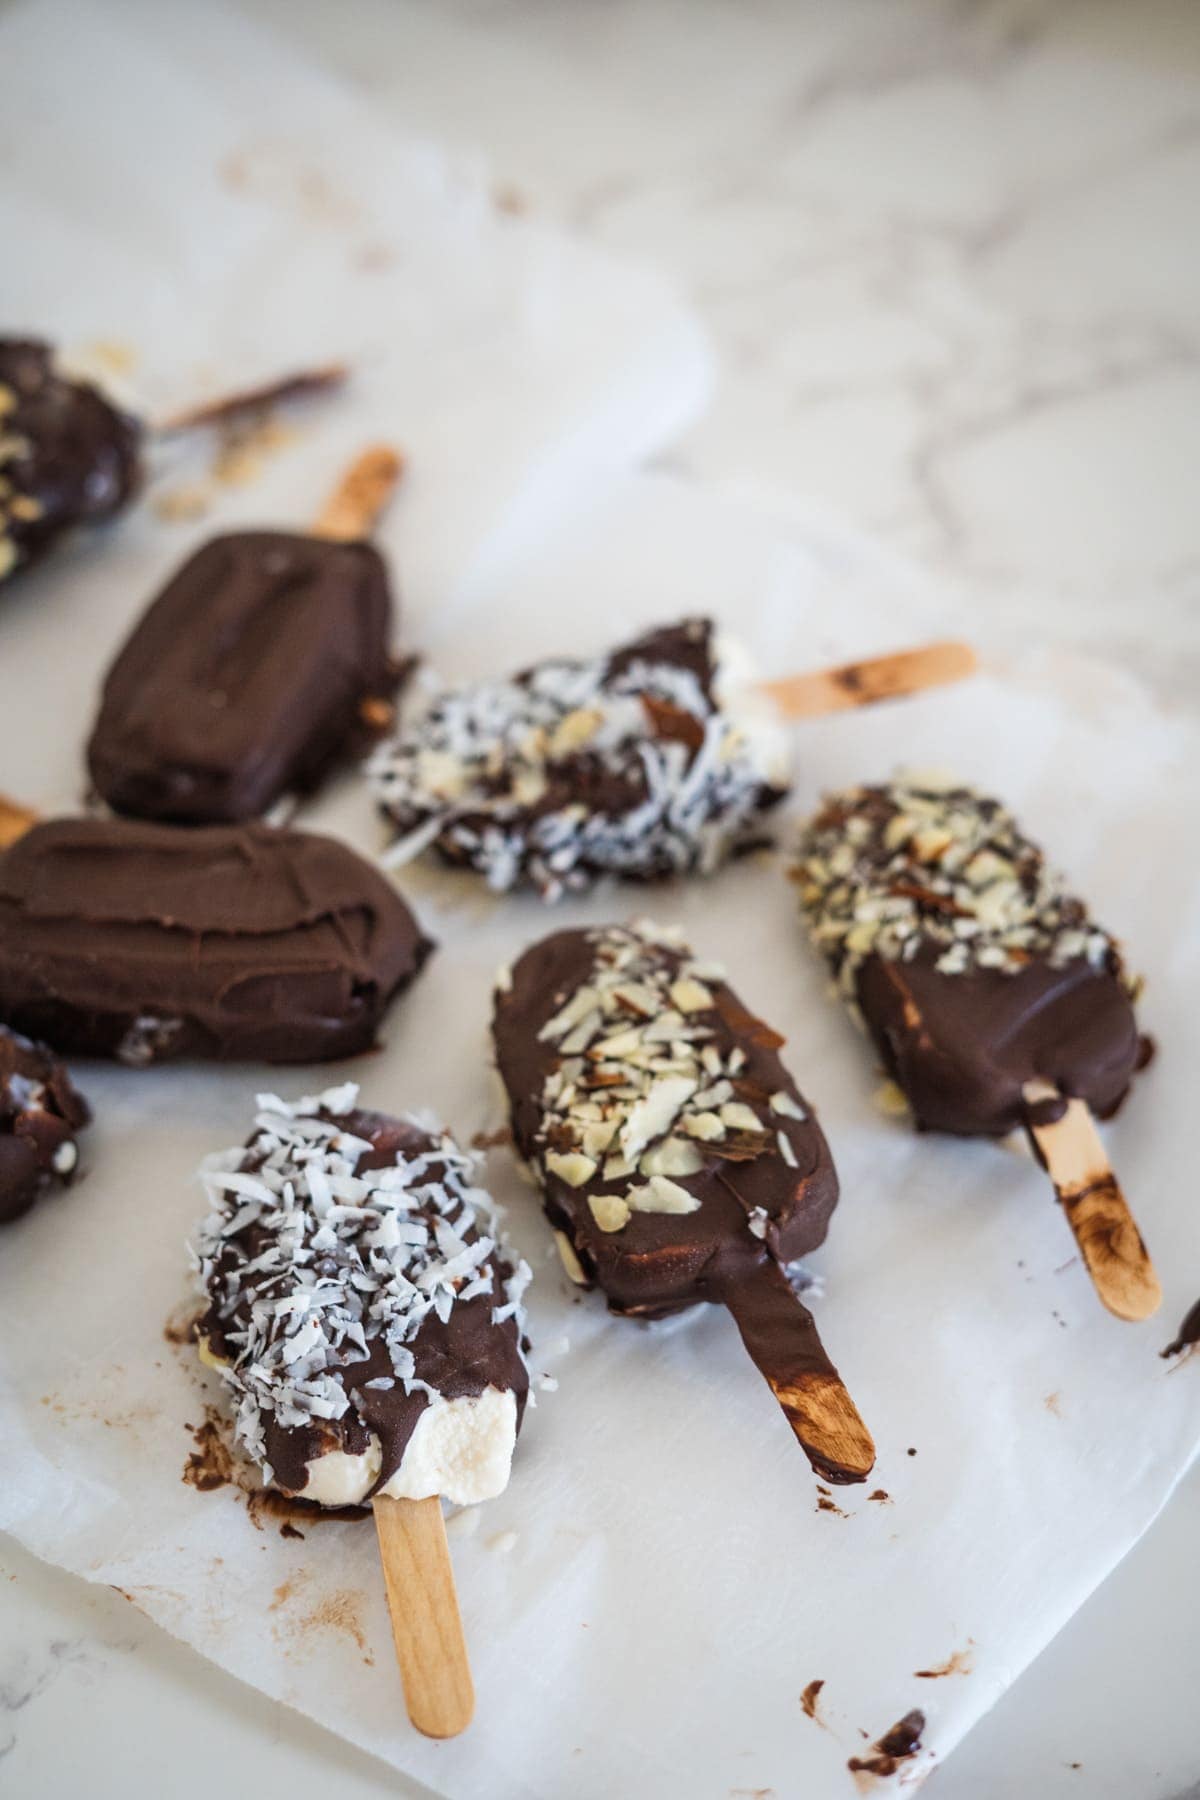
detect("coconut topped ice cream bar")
[368,618,789,900]
[195,1085,530,1507]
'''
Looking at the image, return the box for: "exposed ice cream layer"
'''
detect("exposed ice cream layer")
[301,1387,518,1507]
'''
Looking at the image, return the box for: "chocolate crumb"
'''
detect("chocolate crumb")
[470,1126,512,1151]
[848,1709,925,1778]
[868,1488,891,1504]
[164,1306,200,1348]
[182,1411,234,1492]
[799,1678,825,1724]
[915,1644,973,1679]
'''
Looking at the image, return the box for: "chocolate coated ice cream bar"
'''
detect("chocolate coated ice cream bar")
[88,531,399,823]
[492,920,874,1483]
[796,774,1160,1320]
[794,773,1145,1137]
[370,619,789,900]
[196,1085,530,1506]
[0,818,432,1064]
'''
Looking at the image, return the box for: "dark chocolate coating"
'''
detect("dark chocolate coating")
[202,1109,528,1497]
[88,531,399,824]
[797,779,1146,1138]
[0,1025,90,1223]
[0,339,141,579]
[0,818,432,1064]
[493,928,838,1317]
[371,617,788,899]
[858,948,1141,1137]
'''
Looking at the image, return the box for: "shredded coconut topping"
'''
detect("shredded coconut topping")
[193,1084,530,1483]
[522,921,806,1235]
[795,773,1129,1008]
[367,620,785,901]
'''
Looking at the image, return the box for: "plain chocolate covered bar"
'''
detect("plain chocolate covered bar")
[0,818,432,1064]
[88,531,399,824]
[369,619,789,900]
[0,339,141,583]
[492,920,874,1483]
[795,774,1146,1136]
[196,1085,530,1504]
[0,1025,90,1223]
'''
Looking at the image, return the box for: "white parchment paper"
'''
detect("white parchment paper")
[2,6,1199,1798]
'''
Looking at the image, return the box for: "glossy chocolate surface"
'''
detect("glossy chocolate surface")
[0,818,432,1064]
[88,531,398,823]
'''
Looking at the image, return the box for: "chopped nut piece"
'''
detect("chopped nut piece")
[669,976,714,1014]
[545,1150,598,1188]
[589,1194,631,1233]
[625,1176,700,1216]
[680,1110,726,1141]
[719,1101,762,1134]
[553,1230,588,1284]
[639,1136,704,1178]
[619,1074,697,1162]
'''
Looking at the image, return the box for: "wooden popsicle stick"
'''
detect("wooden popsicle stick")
[760,640,977,720]
[313,446,405,542]
[155,363,348,434]
[0,795,38,849]
[720,1262,876,1484]
[1023,1079,1161,1323]
[374,1494,475,1739]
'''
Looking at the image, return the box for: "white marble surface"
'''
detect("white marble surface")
[4,2,1199,1795]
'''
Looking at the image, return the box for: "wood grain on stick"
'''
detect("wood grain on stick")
[761,640,977,720]
[374,1494,475,1739]
[314,445,404,541]
[1024,1079,1161,1323]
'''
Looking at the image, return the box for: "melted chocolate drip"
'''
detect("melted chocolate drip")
[0,1025,90,1223]
[88,531,400,823]
[1162,1297,1200,1359]
[0,339,141,579]
[0,818,432,1063]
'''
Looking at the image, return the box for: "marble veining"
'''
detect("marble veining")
[245,0,1200,701]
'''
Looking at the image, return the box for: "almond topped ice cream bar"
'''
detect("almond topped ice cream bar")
[795,773,1146,1136]
[195,1086,531,1506]
[492,920,874,1483]
[0,338,141,583]
[369,619,789,900]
